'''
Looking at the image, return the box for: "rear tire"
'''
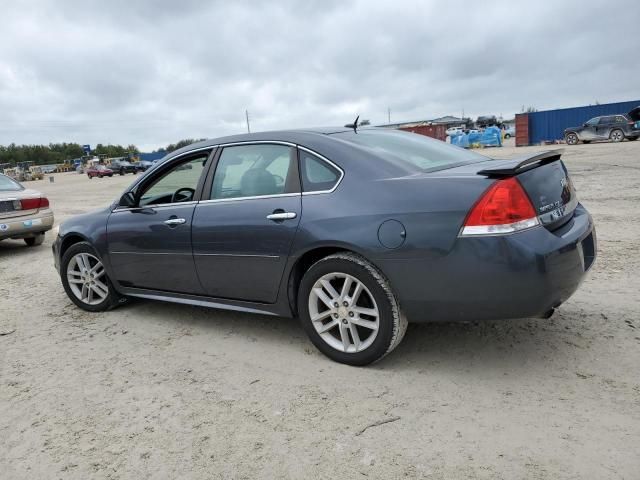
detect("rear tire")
[24,233,45,247]
[610,129,624,142]
[88,174,92,179]
[60,241,127,312]
[119,169,125,176]
[298,252,407,366]
[565,132,579,145]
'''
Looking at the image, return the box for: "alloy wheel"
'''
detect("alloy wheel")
[566,133,578,145]
[308,272,380,353]
[610,130,623,142]
[66,253,109,305]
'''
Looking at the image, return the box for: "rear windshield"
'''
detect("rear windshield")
[0,174,23,191]
[334,129,486,172]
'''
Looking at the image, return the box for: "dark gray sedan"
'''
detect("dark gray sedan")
[53,128,596,365]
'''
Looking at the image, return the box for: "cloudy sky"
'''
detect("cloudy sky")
[1,0,639,151]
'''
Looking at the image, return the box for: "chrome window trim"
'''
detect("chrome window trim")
[198,192,301,205]
[298,146,344,195]
[112,201,198,212]
[214,140,297,148]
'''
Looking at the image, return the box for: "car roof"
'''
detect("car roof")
[167,127,357,157]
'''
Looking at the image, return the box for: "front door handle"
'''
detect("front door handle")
[164,218,186,226]
[266,212,297,221]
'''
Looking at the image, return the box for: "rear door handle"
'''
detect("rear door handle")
[266,212,297,221]
[164,218,186,226]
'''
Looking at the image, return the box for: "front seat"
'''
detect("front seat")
[240,168,278,197]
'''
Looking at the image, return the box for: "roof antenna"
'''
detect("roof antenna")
[344,115,360,133]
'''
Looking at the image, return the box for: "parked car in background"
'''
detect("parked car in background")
[446,126,465,136]
[138,160,155,171]
[53,128,596,365]
[110,160,140,175]
[0,173,53,246]
[86,165,114,179]
[503,125,516,138]
[564,109,640,145]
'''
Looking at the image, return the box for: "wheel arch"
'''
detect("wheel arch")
[59,233,91,259]
[286,245,374,316]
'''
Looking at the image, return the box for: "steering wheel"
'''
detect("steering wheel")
[273,174,285,186]
[171,187,195,203]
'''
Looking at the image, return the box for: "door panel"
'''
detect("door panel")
[107,204,204,294]
[192,195,301,303]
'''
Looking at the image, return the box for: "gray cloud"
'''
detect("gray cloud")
[1,0,638,150]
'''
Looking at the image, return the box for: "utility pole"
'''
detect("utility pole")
[245,110,251,133]
[387,107,391,124]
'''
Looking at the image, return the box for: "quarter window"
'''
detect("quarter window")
[299,150,341,192]
[211,144,296,199]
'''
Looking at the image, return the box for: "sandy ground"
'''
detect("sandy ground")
[1,140,639,479]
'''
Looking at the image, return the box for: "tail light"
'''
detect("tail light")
[460,177,539,236]
[18,197,49,210]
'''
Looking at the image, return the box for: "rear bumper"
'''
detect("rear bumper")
[0,210,54,240]
[378,204,596,323]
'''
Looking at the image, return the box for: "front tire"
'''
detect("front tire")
[565,132,579,145]
[610,129,624,142]
[298,252,407,366]
[60,242,126,312]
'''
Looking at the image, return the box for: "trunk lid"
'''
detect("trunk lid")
[475,150,577,229]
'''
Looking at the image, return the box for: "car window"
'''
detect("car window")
[0,174,23,191]
[598,116,614,125]
[585,118,599,126]
[615,116,627,123]
[334,129,486,172]
[139,154,208,206]
[299,150,341,192]
[211,144,295,199]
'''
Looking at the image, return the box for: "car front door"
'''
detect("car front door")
[581,117,599,140]
[106,150,212,294]
[192,143,301,303]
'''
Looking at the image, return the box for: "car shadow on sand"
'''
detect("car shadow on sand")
[0,239,47,257]
[119,298,580,372]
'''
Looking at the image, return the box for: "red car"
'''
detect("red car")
[86,165,114,179]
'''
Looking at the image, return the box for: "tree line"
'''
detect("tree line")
[0,139,204,166]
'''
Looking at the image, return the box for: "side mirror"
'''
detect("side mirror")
[119,191,136,207]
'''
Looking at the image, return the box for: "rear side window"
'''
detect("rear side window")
[615,116,627,123]
[211,144,296,199]
[334,129,486,172]
[299,150,341,192]
[599,116,614,124]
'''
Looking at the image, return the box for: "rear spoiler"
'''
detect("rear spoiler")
[477,150,563,177]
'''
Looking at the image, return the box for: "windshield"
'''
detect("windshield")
[334,129,486,172]
[0,174,23,191]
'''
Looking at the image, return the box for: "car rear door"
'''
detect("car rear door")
[106,149,213,294]
[192,143,301,303]
[595,116,614,139]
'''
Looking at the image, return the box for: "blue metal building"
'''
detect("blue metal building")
[138,151,167,162]
[526,99,640,145]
